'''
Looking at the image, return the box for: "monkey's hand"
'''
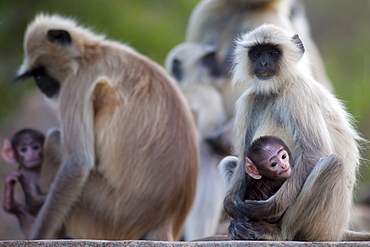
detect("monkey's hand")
[229,217,281,240]
[228,216,256,240]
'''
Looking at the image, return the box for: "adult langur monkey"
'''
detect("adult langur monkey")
[186,0,333,155]
[165,43,228,240]
[186,0,333,117]
[219,24,370,241]
[14,14,199,240]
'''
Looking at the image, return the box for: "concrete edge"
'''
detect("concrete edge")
[1,240,370,247]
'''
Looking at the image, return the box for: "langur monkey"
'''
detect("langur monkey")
[165,43,227,240]
[186,0,333,155]
[165,42,227,140]
[186,0,333,113]
[182,1,330,148]
[15,14,199,240]
[219,24,369,241]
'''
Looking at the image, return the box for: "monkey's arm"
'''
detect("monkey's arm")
[3,172,36,235]
[29,155,92,239]
[28,81,103,239]
[3,172,22,213]
[39,128,62,193]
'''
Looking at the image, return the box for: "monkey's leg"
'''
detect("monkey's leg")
[281,154,349,241]
[183,143,223,240]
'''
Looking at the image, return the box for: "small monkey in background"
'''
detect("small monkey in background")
[244,136,292,201]
[2,129,46,235]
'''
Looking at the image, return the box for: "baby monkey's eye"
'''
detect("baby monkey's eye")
[271,162,277,167]
[282,154,287,159]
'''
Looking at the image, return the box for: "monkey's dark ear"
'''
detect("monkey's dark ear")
[47,30,72,45]
[292,34,305,56]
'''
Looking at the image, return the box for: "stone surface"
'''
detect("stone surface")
[1,240,370,247]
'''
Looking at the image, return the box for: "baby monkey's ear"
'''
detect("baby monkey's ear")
[245,157,262,180]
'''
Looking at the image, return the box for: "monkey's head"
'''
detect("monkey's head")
[232,24,305,94]
[165,43,223,86]
[14,14,104,101]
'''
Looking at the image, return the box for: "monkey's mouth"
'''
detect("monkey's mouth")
[280,168,291,176]
[256,71,273,80]
[24,159,41,167]
[13,67,60,98]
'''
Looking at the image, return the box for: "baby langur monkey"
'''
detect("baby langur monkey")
[2,129,46,235]
[245,136,292,201]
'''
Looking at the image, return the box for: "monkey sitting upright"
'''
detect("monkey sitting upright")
[14,14,198,240]
[2,128,46,235]
[219,24,369,241]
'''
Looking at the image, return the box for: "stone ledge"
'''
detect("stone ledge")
[1,240,370,247]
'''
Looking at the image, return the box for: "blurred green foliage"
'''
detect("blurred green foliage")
[0,0,369,177]
[0,0,198,122]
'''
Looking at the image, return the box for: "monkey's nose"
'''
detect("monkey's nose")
[260,62,267,66]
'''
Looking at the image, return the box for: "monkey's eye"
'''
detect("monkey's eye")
[20,147,28,153]
[269,49,280,58]
[282,154,287,159]
[271,162,277,167]
[249,49,261,58]
[33,145,40,151]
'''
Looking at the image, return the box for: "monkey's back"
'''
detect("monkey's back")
[62,40,199,240]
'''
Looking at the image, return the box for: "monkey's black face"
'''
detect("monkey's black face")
[14,67,60,98]
[248,45,281,80]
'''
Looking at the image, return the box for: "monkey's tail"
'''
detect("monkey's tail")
[343,230,370,241]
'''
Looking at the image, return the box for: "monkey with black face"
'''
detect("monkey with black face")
[220,24,370,241]
[2,129,46,235]
[186,0,333,119]
[186,0,334,157]
[165,43,226,141]
[15,14,198,240]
